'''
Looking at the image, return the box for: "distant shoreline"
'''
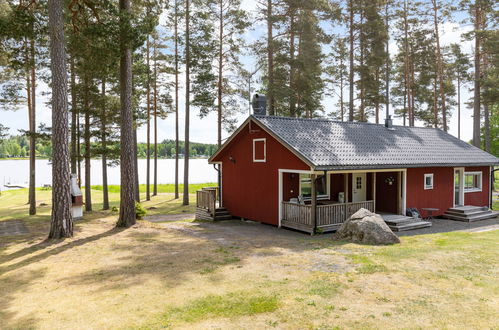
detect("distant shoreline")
[0,157,211,161]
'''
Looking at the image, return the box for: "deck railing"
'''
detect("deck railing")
[196,189,217,216]
[281,200,375,234]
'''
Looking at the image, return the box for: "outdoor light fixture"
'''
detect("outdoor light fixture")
[385,177,395,185]
[229,156,236,163]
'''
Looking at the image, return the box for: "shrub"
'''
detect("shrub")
[135,202,147,220]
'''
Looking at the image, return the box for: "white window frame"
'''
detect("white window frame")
[424,173,434,190]
[464,171,482,193]
[252,138,266,162]
[298,173,330,200]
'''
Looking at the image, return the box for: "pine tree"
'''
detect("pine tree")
[448,43,471,139]
[47,0,73,239]
[116,0,136,227]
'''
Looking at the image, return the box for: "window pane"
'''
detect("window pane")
[300,174,327,197]
[464,173,480,190]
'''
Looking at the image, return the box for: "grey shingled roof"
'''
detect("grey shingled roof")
[253,115,499,170]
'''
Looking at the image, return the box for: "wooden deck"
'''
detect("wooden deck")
[195,188,232,221]
[281,200,375,234]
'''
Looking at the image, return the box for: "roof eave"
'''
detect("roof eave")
[315,162,499,171]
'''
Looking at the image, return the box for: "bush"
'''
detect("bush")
[135,202,147,220]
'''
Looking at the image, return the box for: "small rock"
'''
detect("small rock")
[39,203,48,207]
[147,206,157,210]
[332,208,400,245]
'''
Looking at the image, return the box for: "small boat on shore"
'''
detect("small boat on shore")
[4,183,28,189]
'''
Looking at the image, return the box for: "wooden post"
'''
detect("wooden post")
[311,173,317,235]
[397,171,402,214]
[373,172,376,212]
[344,174,349,203]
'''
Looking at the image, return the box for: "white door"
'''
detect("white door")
[352,173,366,202]
[454,168,464,207]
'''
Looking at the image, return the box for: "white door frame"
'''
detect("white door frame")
[278,168,314,228]
[453,167,465,207]
[352,172,367,202]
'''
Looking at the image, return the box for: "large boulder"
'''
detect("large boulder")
[332,208,400,245]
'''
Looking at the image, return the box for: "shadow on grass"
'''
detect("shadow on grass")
[0,227,124,275]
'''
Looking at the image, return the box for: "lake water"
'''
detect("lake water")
[0,159,218,191]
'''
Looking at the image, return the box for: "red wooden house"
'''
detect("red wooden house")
[197,115,499,233]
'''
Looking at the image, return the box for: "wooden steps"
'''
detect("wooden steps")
[382,214,432,232]
[442,206,497,222]
[195,207,232,221]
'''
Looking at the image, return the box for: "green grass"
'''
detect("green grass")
[0,183,215,223]
[91,183,216,194]
[164,292,279,323]
[347,255,388,274]
[307,278,343,298]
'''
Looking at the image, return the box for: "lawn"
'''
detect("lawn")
[0,188,498,329]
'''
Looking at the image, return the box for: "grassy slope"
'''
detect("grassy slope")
[0,188,498,329]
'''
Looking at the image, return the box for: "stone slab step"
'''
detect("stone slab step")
[444,210,492,218]
[447,206,488,214]
[443,212,497,222]
[382,215,417,226]
[388,221,432,232]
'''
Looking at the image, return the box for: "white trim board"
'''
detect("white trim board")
[252,138,266,162]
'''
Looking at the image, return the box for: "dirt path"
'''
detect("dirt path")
[144,213,195,222]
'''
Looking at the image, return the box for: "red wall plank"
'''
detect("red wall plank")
[213,120,310,225]
[407,166,490,216]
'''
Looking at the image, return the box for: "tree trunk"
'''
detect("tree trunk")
[48,0,73,239]
[267,0,275,115]
[340,54,344,121]
[116,0,136,227]
[70,56,77,174]
[84,76,92,212]
[174,0,180,200]
[183,0,190,206]
[29,37,36,215]
[432,0,447,131]
[134,127,140,202]
[433,77,438,128]
[101,79,109,210]
[385,1,390,122]
[153,39,158,196]
[289,8,296,117]
[472,3,481,148]
[348,0,354,121]
[484,103,490,152]
[77,106,82,187]
[457,75,461,139]
[359,9,364,122]
[146,35,151,201]
[217,0,223,202]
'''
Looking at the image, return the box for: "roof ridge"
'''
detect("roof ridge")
[253,115,444,131]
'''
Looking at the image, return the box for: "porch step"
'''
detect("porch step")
[195,207,233,221]
[381,214,432,232]
[446,205,489,214]
[442,208,497,222]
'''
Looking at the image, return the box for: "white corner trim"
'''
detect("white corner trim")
[253,138,266,162]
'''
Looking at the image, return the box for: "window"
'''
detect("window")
[356,176,362,189]
[424,173,433,190]
[299,174,329,199]
[252,138,266,162]
[464,171,482,192]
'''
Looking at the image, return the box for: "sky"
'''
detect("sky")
[1,0,477,145]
